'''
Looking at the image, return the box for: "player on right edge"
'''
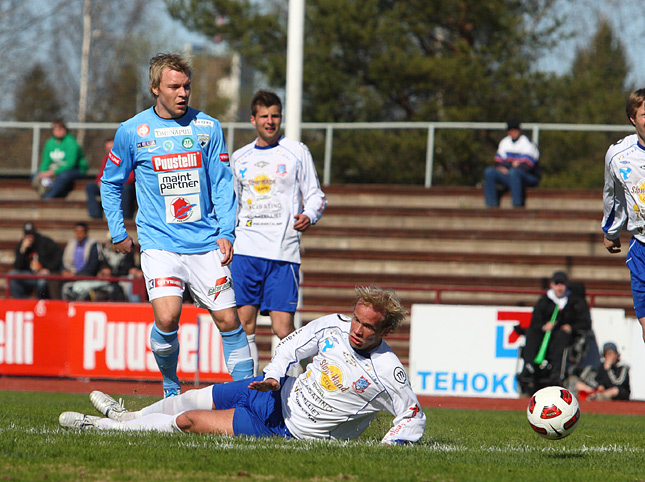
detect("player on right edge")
[602,87,645,343]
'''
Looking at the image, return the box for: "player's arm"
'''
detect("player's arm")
[296,144,327,229]
[101,125,133,245]
[207,121,236,245]
[380,365,426,445]
[602,149,627,253]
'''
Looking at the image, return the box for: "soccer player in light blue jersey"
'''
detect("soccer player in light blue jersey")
[101,53,253,397]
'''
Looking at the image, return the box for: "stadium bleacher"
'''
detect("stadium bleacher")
[0,178,630,367]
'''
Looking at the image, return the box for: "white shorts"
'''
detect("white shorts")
[141,249,236,311]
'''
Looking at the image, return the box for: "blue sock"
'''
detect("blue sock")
[220,324,254,380]
[150,323,180,391]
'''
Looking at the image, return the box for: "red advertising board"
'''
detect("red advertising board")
[0,299,232,383]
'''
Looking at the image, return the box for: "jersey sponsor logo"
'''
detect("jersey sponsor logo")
[108,151,121,166]
[163,140,174,151]
[137,124,150,137]
[319,359,350,392]
[149,277,184,289]
[165,195,201,223]
[154,126,193,138]
[158,170,200,196]
[220,153,229,162]
[276,163,287,177]
[207,276,231,300]
[620,167,632,180]
[393,366,407,384]
[352,376,370,393]
[153,151,202,172]
[193,118,214,127]
[182,138,194,149]
[137,140,156,149]
[250,174,275,195]
[630,180,645,203]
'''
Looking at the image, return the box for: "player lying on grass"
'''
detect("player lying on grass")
[60,286,426,445]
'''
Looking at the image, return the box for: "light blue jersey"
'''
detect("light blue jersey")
[101,106,235,253]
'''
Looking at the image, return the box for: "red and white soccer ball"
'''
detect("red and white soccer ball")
[526,386,581,440]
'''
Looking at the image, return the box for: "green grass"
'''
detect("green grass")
[0,391,644,482]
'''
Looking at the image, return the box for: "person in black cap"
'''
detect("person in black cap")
[483,119,541,208]
[516,270,592,395]
[575,341,630,401]
[9,222,63,298]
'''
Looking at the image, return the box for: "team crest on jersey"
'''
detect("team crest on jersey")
[620,168,632,180]
[165,195,201,223]
[197,133,210,147]
[353,376,370,393]
[137,124,150,137]
[276,163,287,177]
[163,140,174,151]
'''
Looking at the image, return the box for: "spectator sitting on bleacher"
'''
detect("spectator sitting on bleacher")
[32,120,88,199]
[85,138,136,220]
[9,222,62,299]
[62,262,127,302]
[99,231,143,302]
[61,222,100,277]
[575,342,631,401]
[517,271,592,394]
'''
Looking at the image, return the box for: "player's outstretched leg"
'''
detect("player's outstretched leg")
[90,391,133,422]
[59,412,103,430]
[149,323,181,397]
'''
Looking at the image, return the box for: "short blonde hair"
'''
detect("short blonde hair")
[149,53,192,97]
[354,285,406,332]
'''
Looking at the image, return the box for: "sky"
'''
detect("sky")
[535,0,645,86]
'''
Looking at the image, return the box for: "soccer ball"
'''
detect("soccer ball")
[526,386,580,440]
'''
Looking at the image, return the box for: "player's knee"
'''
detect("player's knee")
[175,412,194,432]
[273,324,295,339]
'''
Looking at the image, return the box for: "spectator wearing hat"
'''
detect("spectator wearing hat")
[517,271,592,393]
[483,119,541,208]
[575,342,631,401]
[9,222,63,298]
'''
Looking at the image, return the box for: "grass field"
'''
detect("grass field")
[1,390,644,482]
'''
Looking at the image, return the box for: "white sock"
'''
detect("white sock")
[247,334,259,376]
[137,385,213,418]
[115,413,180,433]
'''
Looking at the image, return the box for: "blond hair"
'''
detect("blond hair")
[149,53,192,97]
[354,285,406,332]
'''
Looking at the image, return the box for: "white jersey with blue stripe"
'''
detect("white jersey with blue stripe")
[101,106,236,253]
[602,133,645,243]
[231,136,327,263]
[263,314,426,444]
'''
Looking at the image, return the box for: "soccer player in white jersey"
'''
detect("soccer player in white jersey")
[230,90,327,375]
[101,53,253,397]
[60,286,426,445]
[602,88,645,344]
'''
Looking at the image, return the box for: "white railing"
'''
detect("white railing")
[0,121,634,187]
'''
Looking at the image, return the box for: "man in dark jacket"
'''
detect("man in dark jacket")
[10,222,63,298]
[576,342,630,401]
[518,271,592,394]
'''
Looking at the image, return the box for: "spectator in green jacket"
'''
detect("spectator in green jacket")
[32,120,88,198]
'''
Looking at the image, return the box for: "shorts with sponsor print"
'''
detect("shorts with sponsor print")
[211,376,292,438]
[141,249,235,311]
[230,254,299,314]
[627,237,645,318]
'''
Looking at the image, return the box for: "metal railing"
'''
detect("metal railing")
[0,120,634,188]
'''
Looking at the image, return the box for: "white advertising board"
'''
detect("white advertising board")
[409,304,645,400]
